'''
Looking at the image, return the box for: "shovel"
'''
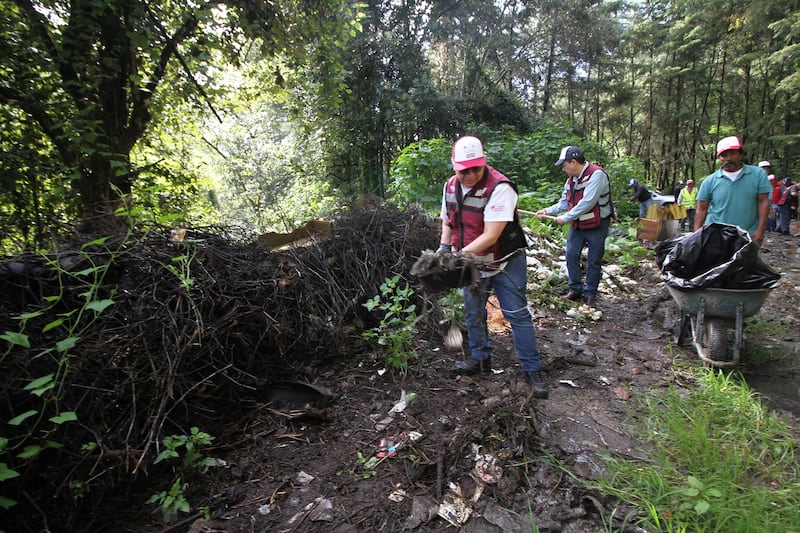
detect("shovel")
[445,323,463,350]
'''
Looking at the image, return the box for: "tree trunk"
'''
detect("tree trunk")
[542,26,558,114]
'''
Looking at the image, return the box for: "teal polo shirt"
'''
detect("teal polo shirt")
[696,164,771,234]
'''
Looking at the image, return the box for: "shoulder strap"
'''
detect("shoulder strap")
[590,165,616,220]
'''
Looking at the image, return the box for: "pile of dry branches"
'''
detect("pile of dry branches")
[0,203,438,530]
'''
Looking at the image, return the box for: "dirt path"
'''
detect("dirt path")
[151,233,799,533]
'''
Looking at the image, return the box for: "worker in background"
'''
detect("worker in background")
[677,179,697,232]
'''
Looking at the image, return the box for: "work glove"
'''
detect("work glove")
[437,243,452,254]
[456,250,480,263]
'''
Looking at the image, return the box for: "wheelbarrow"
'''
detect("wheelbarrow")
[667,285,775,367]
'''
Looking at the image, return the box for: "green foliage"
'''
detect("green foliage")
[741,314,798,364]
[388,123,606,214]
[605,156,647,219]
[602,226,648,268]
[354,451,380,479]
[387,138,453,210]
[0,225,131,508]
[153,427,219,471]
[362,275,419,372]
[0,206,204,513]
[148,427,220,523]
[0,462,19,484]
[679,475,723,516]
[4,0,800,253]
[770,10,800,106]
[200,100,341,234]
[436,290,465,328]
[165,252,196,294]
[323,2,457,197]
[146,478,191,522]
[596,368,800,532]
[0,0,360,241]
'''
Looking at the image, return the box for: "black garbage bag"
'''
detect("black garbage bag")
[658,223,781,290]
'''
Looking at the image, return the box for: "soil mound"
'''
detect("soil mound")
[1,209,798,532]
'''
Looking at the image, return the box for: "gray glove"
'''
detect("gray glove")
[437,243,452,254]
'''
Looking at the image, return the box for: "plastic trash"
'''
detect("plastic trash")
[474,454,503,484]
[657,223,780,290]
[377,434,403,458]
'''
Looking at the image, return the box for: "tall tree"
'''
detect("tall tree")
[0,0,357,222]
[615,0,800,183]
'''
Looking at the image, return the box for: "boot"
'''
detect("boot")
[453,357,492,375]
[524,370,549,399]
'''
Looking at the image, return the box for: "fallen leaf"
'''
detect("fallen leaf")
[614,386,632,400]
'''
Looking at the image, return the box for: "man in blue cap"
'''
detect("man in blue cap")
[627,178,653,219]
[535,146,614,308]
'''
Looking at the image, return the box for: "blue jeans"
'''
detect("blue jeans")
[779,203,791,233]
[462,251,542,372]
[639,198,653,219]
[767,204,778,232]
[565,217,611,299]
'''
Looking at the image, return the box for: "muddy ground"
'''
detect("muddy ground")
[139,232,800,533]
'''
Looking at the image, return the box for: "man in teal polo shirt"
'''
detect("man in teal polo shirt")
[694,136,771,244]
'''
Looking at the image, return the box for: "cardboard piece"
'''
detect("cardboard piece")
[637,218,680,242]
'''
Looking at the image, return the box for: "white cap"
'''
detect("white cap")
[716,136,742,156]
[628,179,638,187]
[452,136,486,171]
[758,160,771,168]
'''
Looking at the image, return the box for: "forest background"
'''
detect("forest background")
[2,0,800,252]
[3,1,800,530]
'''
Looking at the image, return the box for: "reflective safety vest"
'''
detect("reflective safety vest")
[678,187,697,209]
[444,166,525,265]
[566,163,608,229]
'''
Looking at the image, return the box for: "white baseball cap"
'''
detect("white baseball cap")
[716,136,742,156]
[758,160,771,168]
[451,136,486,171]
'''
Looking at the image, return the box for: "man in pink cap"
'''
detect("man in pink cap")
[677,179,697,231]
[694,136,771,244]
[439,135,548,398]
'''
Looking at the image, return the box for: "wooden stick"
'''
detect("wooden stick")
[518,208,557,220]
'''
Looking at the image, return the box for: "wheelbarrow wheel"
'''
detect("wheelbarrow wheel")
[703,317,729,361]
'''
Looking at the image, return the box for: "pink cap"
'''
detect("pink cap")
[716,136,742,156]
[452,136,486,171]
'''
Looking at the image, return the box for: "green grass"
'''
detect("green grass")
[595,368,800,532]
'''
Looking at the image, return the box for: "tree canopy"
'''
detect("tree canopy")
[0,0,358,239]
[2,0,800,251]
